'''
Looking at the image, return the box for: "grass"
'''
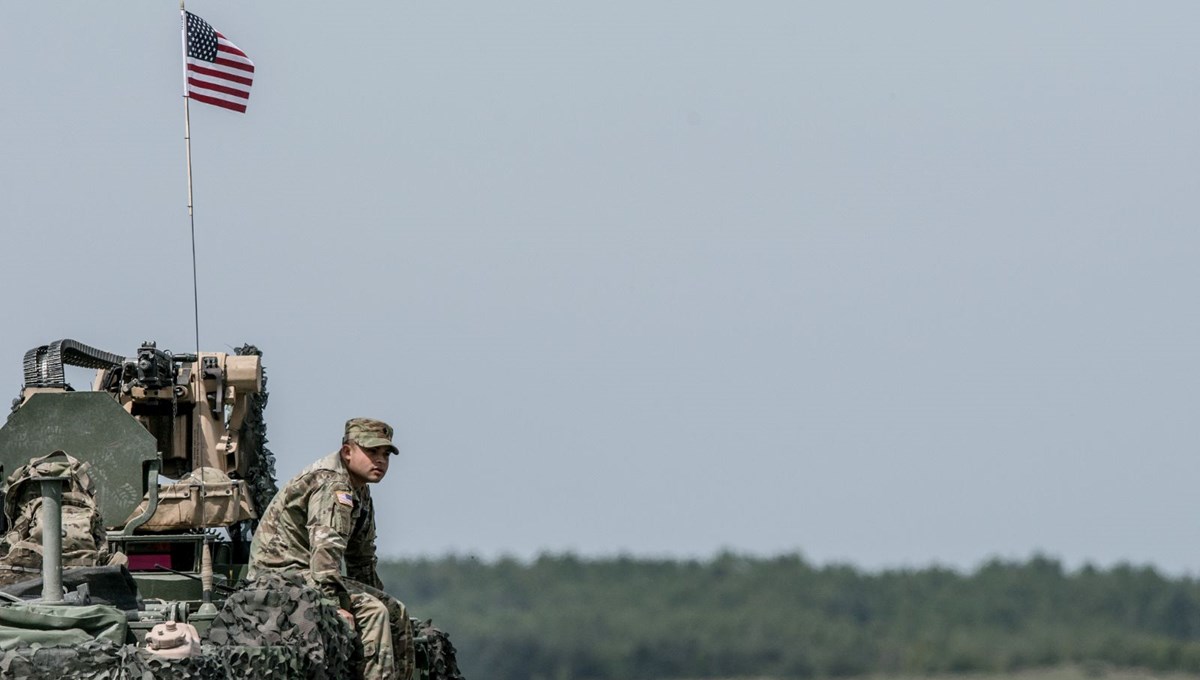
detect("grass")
[677,665,1200,680]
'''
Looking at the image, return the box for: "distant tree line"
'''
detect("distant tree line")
[377,553,1200,680]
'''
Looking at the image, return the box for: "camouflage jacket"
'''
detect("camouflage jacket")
[247,451,382,609]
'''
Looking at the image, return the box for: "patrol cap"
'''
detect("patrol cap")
[343,418,399,455]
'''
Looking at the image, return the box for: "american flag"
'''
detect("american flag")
[184,12,254,113]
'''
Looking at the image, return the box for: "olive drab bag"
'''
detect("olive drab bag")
[0,451,109,575]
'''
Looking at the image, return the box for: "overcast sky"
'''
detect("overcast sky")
[2,2,1199,574]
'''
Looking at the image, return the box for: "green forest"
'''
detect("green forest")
[377,553,1200,680]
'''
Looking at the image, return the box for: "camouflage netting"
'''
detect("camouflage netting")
[0,638,302,679]
[0,601,469,680]
[0,629,464,680]
[206,572,360,679]
[413,619,466,680]
[233,344,278,530]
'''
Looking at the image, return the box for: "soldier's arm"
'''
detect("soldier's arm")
[306,478,356,610]
[345,490,383,589]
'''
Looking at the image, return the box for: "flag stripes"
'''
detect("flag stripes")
[185,12,255,114]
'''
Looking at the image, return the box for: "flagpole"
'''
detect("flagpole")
[180,0,200,357]
[181,1,215,613]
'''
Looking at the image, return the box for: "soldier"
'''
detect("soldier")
[248,418,414,680]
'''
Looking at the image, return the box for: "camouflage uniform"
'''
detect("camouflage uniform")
[248,419,413,680]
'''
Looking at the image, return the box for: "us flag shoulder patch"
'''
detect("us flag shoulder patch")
[336,491,355,507]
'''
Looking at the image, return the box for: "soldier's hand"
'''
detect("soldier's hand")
[337,608,356,630]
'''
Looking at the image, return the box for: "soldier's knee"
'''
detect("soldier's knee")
[350,592,391,625]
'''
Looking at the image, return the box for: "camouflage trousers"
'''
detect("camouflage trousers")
[346,578,415,680]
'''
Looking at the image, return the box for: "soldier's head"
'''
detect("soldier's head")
[340,417,397,487]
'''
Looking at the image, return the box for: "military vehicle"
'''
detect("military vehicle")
[0,338,463,679]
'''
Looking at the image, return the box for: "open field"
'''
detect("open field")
[881,666,1200,680]
[687,667,1200,680]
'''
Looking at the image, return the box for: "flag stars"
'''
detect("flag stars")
[185,12,219,63]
